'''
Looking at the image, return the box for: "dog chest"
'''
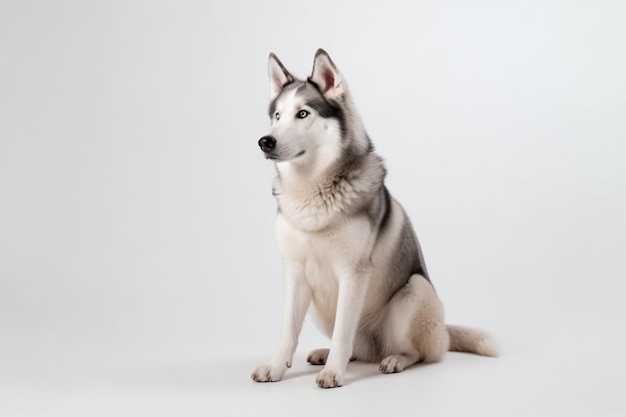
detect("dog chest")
[276,213,375,318]
[276,213,373,263]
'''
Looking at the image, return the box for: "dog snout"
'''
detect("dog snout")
[258,136,276,153]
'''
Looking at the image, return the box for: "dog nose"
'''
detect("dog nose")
[258,136,276,153]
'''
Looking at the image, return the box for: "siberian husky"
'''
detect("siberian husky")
[251,49,497,389]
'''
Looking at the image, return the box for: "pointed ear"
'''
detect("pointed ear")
[268,53,294,99]
[309,48,344,102]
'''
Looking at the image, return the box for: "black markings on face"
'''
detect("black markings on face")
[268,82,302,119]
[305,97,343,120]
[266,81,346,135]
[304,95,346,136]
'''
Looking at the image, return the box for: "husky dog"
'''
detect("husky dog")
[251,49,497,389]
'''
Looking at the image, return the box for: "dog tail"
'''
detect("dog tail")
[447,325,499,357]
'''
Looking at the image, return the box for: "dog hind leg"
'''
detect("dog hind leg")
[307,348,329,365]
[380,274,448,373]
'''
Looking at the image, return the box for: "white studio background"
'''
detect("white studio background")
[1,1,625,416]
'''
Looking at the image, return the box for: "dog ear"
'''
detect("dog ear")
[309,49,344,102]
[268,53,294,99]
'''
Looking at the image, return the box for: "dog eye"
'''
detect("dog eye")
[275,112,280,120]
[296,110,309,119]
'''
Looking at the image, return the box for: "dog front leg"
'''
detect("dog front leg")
[252,261,310,383]
[316,270,369,388]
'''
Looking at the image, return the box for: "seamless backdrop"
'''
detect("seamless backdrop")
[1,1,625,416]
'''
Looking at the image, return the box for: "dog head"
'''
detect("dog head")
[258,49,348,171]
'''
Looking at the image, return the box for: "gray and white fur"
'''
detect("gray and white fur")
[252,49,497,389]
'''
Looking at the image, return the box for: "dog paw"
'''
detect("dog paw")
[251,363,288,383]
[379,355,406,374]
[316,368,344,388]
[307,348,329,365]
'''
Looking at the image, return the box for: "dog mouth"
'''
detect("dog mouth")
[265,150,306,162]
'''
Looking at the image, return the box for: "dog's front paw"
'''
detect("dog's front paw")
[315,368,344,388]
[251,363,288,383]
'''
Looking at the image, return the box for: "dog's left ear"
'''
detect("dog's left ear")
[309,49,344,102]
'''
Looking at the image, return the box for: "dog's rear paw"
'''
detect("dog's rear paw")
[315,368,344,388]
[251,364,287,383]
[379,354,416,374]
[307,348,329,365]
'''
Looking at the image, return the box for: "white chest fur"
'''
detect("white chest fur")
[275,213,374,319]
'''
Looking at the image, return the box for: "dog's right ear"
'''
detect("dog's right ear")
[268,53,294,100]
